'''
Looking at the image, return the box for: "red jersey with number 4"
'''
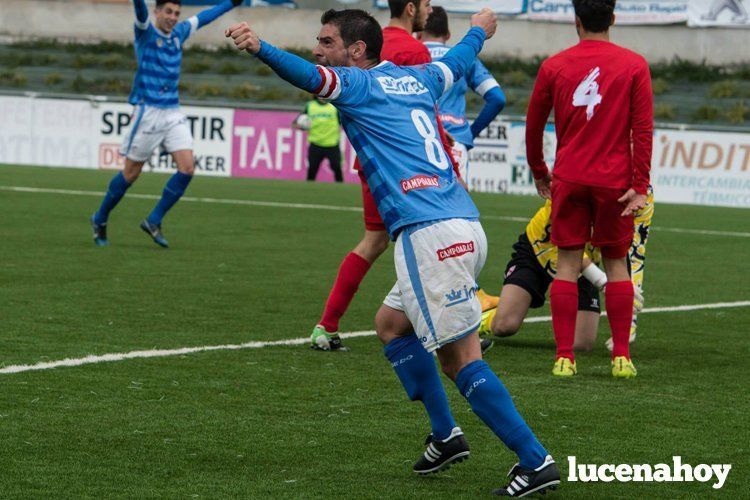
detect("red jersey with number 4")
[525,40,653,195]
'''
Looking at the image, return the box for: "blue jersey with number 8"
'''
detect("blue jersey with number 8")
[317,61,479,239]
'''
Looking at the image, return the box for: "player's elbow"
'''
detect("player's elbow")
[485,87,506,111]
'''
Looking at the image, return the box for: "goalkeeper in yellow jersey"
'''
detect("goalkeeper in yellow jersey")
[480,187,654,359]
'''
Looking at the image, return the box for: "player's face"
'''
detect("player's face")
[313,24,350,67]
[412,0,433,32]
[155,3,181,34]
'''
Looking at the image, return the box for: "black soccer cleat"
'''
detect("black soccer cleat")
[91,215,108,246]
[413,427,470,475]
[140,220,169,248]
[480,338,494,355]
[493,455,560,497]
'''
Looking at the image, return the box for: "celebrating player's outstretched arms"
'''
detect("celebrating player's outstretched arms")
[90,0,242,248]
[226,9,561,497]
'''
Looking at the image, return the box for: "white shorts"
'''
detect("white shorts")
[383,218,488,353]
[451,142,469,180]
[119,105,193,162]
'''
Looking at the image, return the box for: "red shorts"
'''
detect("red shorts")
[550,178,633,257]
[358,170,385,232]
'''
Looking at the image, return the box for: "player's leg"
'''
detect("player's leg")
[593,186,637,377]
[140,112,195,248]
[400,218,558,492]
[438,333,560,495]
[306,144,323,181]
[91,105,152,246]
[549,180,591,376]
[140,148,193,248]
[488,285,533,337]
[327,146,343,183]
[479,233,545,337]
[91,159,145,246]
[311,171,388,348]
[551,247,585,375]
[572,278,602,351]
[626,191,653,344]
[602,253,636,377]
[375,299,466,474]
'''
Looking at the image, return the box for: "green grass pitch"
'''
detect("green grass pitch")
[0,164,748,498]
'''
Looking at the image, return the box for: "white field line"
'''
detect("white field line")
[1,300,749,376]
[2,185,750,238]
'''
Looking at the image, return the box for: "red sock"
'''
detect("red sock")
[319,252,372,332]
[550,279,578,361]
[605,281,634,360]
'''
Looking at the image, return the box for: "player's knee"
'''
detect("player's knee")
[375,311,397,345]
[356,232,389,262]
[491,315,521,337]
[178,163,195,176]
[368,233,390,257]
[440,362,460,381]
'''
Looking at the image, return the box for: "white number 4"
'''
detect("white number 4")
[573,67,602,121]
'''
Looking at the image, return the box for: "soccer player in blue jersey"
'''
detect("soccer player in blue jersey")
[226,10,560,496]
[422,7,506,179]
[90,0,242,248]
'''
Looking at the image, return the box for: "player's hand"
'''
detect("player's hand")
[225,22,260,54]
[534,173,551,200]
[618,189,647,216]
[471,8,498,39]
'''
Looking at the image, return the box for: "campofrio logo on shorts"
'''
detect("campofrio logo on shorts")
[437,241,475,261]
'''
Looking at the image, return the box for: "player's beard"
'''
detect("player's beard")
[412,5,425,32]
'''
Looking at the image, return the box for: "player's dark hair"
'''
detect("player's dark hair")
[424,6,449,38]
[320,9,383,62]
[572,0,615,32]
[156,0,181,7]
[388,0,418,19]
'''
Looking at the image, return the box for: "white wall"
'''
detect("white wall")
[1,0,749,63]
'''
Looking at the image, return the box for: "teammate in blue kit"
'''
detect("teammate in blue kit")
[90,0,242,248]
[422,7,506,179]
[226,9,560,496]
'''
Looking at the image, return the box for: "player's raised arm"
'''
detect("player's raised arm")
[225,23,326,95]
[469,61,506,139]
[133,0,149,30]
[193,0,243,30]
[430,9,497,94]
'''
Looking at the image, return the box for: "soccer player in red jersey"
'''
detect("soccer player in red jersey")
[525,0,653,378]
[310,0,497,351]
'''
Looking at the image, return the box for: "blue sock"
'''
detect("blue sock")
[94,172,131,225]
[384,334,456,441]
[147,172,193,225]
[455,360,547,469]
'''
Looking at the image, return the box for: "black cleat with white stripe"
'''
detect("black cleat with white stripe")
[413,427,470,475]
[493,455,560,497]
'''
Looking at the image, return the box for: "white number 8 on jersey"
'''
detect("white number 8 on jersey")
[411,109,450,170]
